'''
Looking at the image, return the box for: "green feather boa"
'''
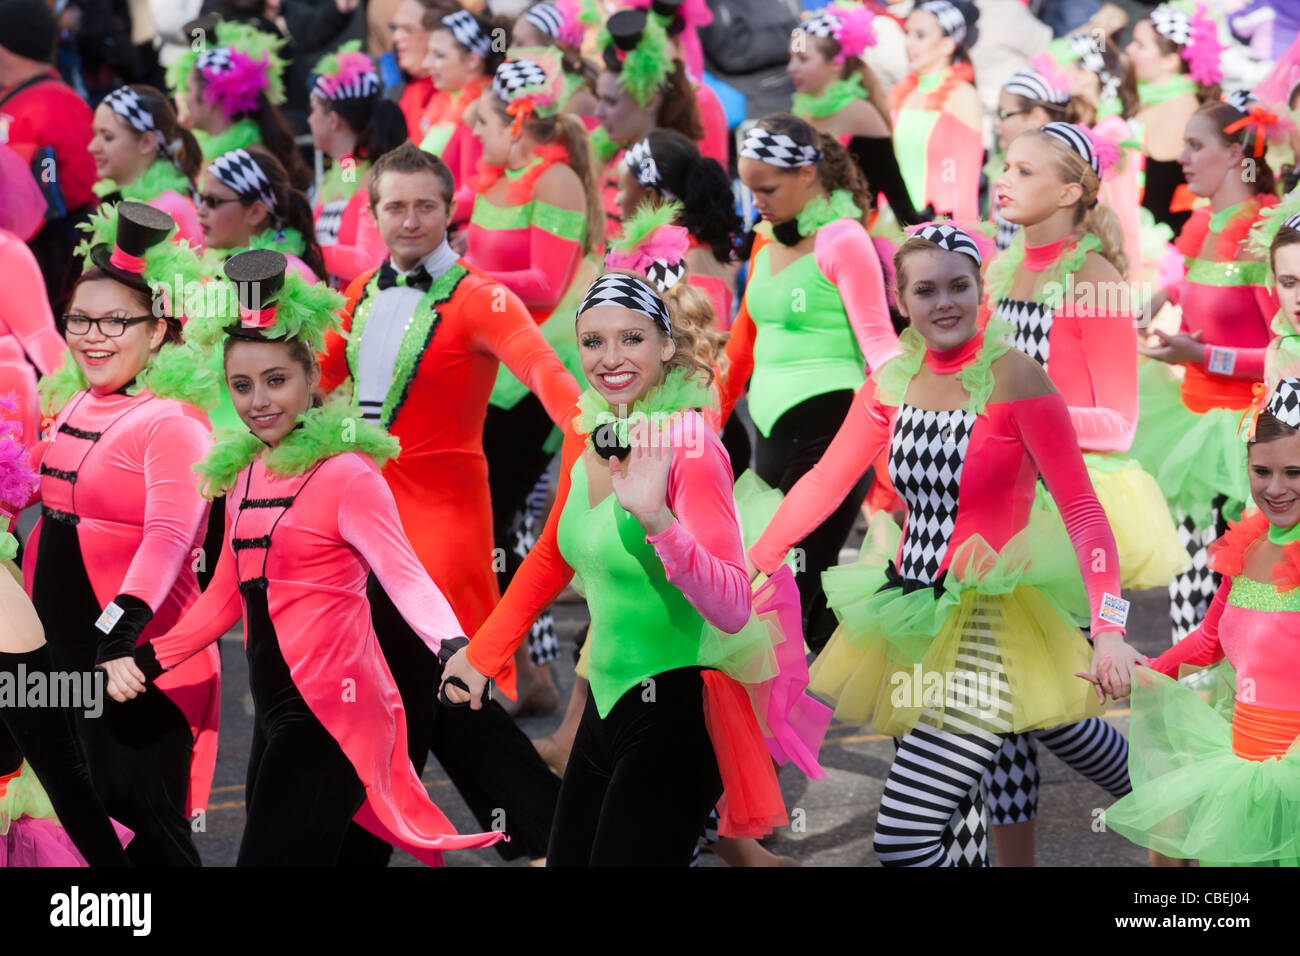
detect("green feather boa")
[194,119,262,162]
[573,365,716,442]
[874,317,1017,416]
[184,263,342,357]
[984,231,1102,308]
[194,400,401,498]
[796,189,862,235]
[793,73,868,119]
[93,158,194,204]
[38,341,220,418]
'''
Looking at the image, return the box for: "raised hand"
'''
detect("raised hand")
[609,415,675,536]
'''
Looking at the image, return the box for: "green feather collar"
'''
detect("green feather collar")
[573,366,716,442]
[874,317,1017,416]
[793,73,868,120]
[93,159,193,204]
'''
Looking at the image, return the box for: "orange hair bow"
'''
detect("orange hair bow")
[1239,380,1269,442]
[505,98,535,137]
[1224,106,1282,158]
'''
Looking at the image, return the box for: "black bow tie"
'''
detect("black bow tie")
[377,261,433,291]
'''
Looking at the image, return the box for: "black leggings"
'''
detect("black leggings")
[754,390,871,651]
[0,645,130,866]
[549,667,723,866]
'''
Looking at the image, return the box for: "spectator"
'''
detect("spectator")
[0,0,98,312]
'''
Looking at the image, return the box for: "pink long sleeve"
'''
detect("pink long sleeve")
[1054,306,1139,453]
[1010,393,1126,635]
[150,527,242,671]
[814,220,901,373]
[750,380,892,575]
[482,224,584,313]
[646,413,750,634]
[1199,341,1268,381]
[337,467,467,657]
[321,191,388,285]
[1149,579,1228,677]
[117,413,212,612]
[0,232,65,374]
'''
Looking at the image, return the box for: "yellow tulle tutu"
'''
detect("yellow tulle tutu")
[809,512,1102,737]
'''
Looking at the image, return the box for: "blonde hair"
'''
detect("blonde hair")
[663,279,727,386]
[1027,127,1128,277]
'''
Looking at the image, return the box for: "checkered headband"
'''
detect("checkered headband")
[624,138,673,198]
[195,47,235,74]
[493,57,549,103]
[524,3,563,38]
[1223,89,1258,112]
[209,149,277,214]
[739,127,822,168]
[443,10,493,57]
[312,67,380,102]
[912,224,982,266]
[1269,379,1300,429]
[103,86,156,134]
[1042,121,1098,174]
[1150,5,1192,45]
[1067,32,1120,100]
[1003,68,1070,105]
[799,12,840,39]
[579,272,672,334]
[919,1,966,46]
[645,257,686,293]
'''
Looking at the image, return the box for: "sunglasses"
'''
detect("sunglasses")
[61,315,155,337]
[197,193,242,210]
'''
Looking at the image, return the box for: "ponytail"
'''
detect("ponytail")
[550,113,604,255]
[815,131,872,229]
[1080,203,1129,278]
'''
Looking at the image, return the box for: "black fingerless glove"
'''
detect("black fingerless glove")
[92,594,154,666]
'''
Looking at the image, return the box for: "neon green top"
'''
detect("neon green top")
[892,72,944,210]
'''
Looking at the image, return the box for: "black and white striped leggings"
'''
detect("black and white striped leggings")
[875,718,1130,866]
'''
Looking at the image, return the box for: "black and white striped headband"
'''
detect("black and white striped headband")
[1268,379,1300,429]
[624,138,674,198]
[1150,6,1192,46]
[209,149,277,214]
[103,86,156,135]
[443,10,493,58]
[1067,33,1120,100]
[579,273,671,334]
[312,68,380,102]
[1283,214,1300,232]
[913,224,981,266]
[1041,121,1098,174]
[919,1,966,46]
[740,127,822,168]
[1003,68,1070,106]
[524,3,563,38]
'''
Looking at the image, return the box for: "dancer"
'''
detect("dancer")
[790,3,924,227]
[511,1,601,115]
[890,0,982,221]
[198,146,325,282]
[308,43,408,288]
[166,20,310,191]
[616,130,738,328]
[24,202,219,867]
[89,85,202,247]
[468,50,604,713]
[1133,99,1281,646]
[418,8,502,226]
[101,249,505,866]
[440,269,792,865]
[1126,3,1224,236]
[981,122,1187,864]
[318,143,573,864]
[392,0,460,140]
[725,114,900,650]
[749,225,1145,866]
[0,404,131,867]
[1104,382,1300,866]
[593,9,703,238]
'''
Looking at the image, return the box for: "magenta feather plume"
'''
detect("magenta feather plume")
[202,49,273,118]
[832,3,877,63]
[605,223,690,274]
[0,395,37,513]
[554,0,588,49]
[317,50,376,99]
[1185,4,1224,87]
[1083,124,1121,181]
[1028,53,1074,101]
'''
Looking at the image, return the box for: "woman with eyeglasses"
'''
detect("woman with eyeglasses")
[197,146,325,283]
[23,202,220,867]
[89,85,203,249]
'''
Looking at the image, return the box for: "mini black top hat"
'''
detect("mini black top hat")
[89,201,176,292]
[650,0,685,35]
[223,248,286,339]
[604,10,647,70]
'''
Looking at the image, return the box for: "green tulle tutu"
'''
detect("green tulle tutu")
[1130,360,1249,527]
[1104,665,1300,866]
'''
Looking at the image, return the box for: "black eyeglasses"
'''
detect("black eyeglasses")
[61,315,155,337]
[998,108,1030,121]
[197,193,241,210]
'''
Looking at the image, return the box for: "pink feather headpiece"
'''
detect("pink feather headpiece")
[200,48,273,119]
[1184,4,1225,87]
[1082,124,1121,181]
[552,0,589,49]
[1028,53,1074,102]
[313,50,378,101]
